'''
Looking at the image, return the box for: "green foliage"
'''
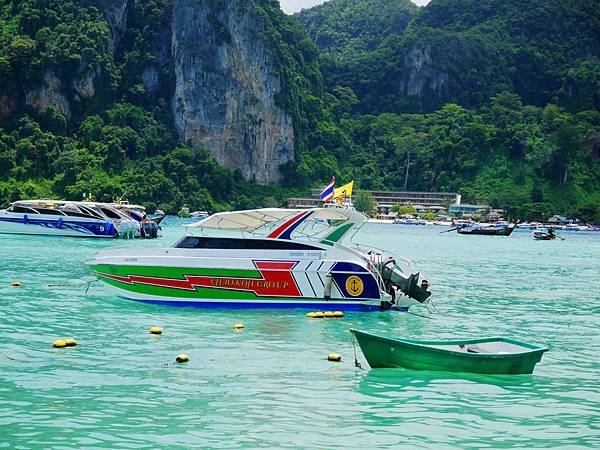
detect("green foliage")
[393,204,416,216]
[353,190,375,215]
[298,0,600,115]
[0,0,598,224]
[297,0,417,60]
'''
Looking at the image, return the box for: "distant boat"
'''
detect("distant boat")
[533,229,561,240]
[190,210,209,219]
[350,329,548,374]
[457,223,516,236]
[394,218,427,225]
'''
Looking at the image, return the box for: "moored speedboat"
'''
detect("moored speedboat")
[0,200,117,238]
[190,210,209,219]
[86,207,432,311]
[112,202,162,236]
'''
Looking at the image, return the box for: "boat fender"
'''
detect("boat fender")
[324,273,333,300]
[57,217,63,229]
[23,214,28,224]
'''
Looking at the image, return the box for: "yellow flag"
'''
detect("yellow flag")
[333,181,354,199]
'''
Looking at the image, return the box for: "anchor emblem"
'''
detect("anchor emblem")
[345,276,364,297]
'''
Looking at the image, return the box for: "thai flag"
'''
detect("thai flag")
[319,177,335,203]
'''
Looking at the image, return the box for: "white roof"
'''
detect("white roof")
[188,207,366,233]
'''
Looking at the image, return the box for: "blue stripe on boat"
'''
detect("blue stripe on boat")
[126,297,408,312]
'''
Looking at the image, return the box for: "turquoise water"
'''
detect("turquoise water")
[1,218,598,448]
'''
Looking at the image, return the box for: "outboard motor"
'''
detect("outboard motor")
[143,220,158,239]
[368,252,431,306]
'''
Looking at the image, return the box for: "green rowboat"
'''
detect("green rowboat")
[350,329,548,374]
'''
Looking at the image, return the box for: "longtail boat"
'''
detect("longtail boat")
[533,229,561,240]
[350,329,548,374]
[457,223,516,236]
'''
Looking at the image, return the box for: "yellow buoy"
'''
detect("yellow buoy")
[149,326,163,335]
[333,311,344,318]
[11,281,21,287]
[233,323,244,329]
[328,353,342,362]
[52,339,67,348]
[175,354,189,363]
[323,311,334,318]
[306,312,318,318]
[313,312,324,318]
[64,338,77,347]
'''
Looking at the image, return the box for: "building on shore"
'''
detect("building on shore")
[288,190,461,214]
[448,203,492,216]
[547,215,578,225]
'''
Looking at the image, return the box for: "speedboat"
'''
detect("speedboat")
[112,202,162,237]
[82,201,139,238]
[86,207,432,311]
[190,210,209,219]
[0,200,117,238]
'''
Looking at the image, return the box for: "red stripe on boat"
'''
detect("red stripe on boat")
[267,211,310,239]
[93,260,301,297]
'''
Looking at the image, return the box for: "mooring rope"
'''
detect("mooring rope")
[46,279,97,294]
[350,334,364,370]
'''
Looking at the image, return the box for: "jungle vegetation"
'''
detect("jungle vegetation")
[1,0,599,221]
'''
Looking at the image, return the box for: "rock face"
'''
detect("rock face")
[8,0,296,184]
[171,0,294,184]
[98,0,129,47]
[403,45,448,99]
[399,44,449,112]
[25,70,71,119]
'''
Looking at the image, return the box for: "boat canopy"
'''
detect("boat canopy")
[187,207,367,237]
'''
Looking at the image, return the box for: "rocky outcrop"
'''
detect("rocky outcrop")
[171,0,295,184]
[0,90,18,120]
[25,70,71,119]
[98,0,129,47]
[402,44,449,101]
[9,0,296,184]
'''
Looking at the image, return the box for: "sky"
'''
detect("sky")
[280,0,431,14]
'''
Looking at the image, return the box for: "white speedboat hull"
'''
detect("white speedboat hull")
[0,212,115,238]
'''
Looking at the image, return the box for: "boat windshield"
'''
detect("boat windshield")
[174,236,324,250]
[186,208,366,244]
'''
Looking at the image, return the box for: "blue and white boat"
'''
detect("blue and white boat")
[0,200,118,238]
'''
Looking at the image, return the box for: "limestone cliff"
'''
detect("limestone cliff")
[171,0,294,184]
[98,0,129,47]
[401,44,448,101]
[4,0,296,185]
